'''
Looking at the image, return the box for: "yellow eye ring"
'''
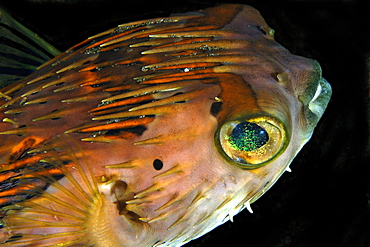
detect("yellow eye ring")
[216,116,288,169]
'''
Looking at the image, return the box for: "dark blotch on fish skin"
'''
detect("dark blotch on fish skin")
[210,102,222,117]
[153,159,163,170]
[104,125,147,136]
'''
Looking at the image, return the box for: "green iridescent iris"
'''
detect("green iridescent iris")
[228,122,269,151]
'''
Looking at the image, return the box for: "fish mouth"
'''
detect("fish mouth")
[307,77,332,120]
[299,75,332,132]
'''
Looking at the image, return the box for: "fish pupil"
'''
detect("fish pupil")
[153,159,163,170]
[229,122,269,151]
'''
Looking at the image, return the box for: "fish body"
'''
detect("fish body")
[0,4,331,246]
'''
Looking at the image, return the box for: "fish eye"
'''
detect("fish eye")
[217,116,287,169]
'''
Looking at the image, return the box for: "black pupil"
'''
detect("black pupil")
[153,159,163,170]
[229,122,269,151]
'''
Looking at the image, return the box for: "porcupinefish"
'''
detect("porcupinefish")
[0,4,331,246]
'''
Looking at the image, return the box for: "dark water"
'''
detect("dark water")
[0,0,368,246]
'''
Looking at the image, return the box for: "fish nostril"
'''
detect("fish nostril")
[153,159,163,170]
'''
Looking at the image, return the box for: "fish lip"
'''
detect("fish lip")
[302,76,332,132]
[308,77,332,118]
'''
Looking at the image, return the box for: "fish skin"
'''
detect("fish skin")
[0,4,331,247]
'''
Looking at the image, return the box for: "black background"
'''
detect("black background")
[0,0,368,246]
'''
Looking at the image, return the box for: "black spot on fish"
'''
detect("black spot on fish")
[153,159,163,170]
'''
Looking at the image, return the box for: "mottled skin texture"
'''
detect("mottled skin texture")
[0,4,331,246]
